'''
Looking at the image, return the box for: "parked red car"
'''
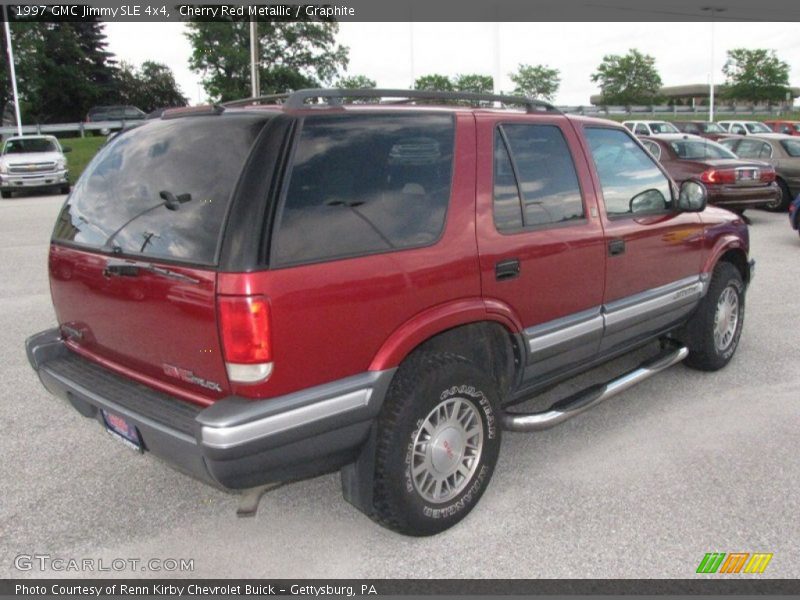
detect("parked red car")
[672,120,728,140]
[26,90,753,536]
[640,134,779,213]
[763,120,800,136]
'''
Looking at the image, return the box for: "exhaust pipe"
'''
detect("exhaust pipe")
[501,345,689,432]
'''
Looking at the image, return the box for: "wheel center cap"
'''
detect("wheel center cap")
[430,427,464,474]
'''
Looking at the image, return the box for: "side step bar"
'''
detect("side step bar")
[501,345,689,432]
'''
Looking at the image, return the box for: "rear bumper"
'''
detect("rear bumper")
[707,182,780,209]
[26,328,394,489]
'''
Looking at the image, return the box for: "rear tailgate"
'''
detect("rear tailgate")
[49,113,272,405]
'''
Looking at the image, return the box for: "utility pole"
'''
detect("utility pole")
[249,20,260,98]
[2,5,23,136]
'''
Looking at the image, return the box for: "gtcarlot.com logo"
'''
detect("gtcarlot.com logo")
[696,552,773,574]
[14,554,194,573]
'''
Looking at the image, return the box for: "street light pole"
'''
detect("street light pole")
[702,6,726,123]
[249,20,260,98]
[2,5,23,136]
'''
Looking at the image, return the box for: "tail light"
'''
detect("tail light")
[759,167,776,183]
[218,295,273,384]
[700,169,736,184]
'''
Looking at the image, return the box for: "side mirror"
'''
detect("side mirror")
[61,146,72,153]
[677,180,707,212]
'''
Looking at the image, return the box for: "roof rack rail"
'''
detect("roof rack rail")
[222,88,560,113]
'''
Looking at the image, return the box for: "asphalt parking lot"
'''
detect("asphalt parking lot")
[1,193,798,579]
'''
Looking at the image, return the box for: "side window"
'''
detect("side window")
[730,124,746,135]
[759,143,773,158]
[719,139,739,154]
[584,127,672,217]
[492,124,584,232]
[642,140,662,160]
[272,113,455,266]
[634,124,649,136]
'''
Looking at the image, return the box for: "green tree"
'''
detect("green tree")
[0,21,45,124]
[453,73,493,94]
[335,74,376,88]
[722,48,790,103]
[590,49,662,105]
[116,61,187,113]
[414,74,454,91]
[509,63,560,101]
[186,20,349,102]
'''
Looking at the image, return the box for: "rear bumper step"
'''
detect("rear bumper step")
[501,345,689,432]
[25,328,394,489]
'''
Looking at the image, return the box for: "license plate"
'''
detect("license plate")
[101,409,143,452]
[737,168,758,181]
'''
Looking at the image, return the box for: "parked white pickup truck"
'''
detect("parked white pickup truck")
[0,135,70,198]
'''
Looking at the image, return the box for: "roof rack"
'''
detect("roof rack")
[221,88,560,113]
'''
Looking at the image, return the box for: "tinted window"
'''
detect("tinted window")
[585,127,672,216]
[745,122,771,133]
[493,135,523,231]
[494,124,584,230]
[53,114,270,265]
[669,140,736,160]
[781,139,800,157]
[272,113,454,266]
[735,139,772,159]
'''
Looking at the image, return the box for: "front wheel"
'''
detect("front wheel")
[1,190,11,199]
[684,262,745,371]
[765,179,791,212]
[371,352,501,536]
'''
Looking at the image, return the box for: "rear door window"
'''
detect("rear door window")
[493,123,584,231]
[53,114,270,265]
[735,139,772,159]
[271,113,455,267]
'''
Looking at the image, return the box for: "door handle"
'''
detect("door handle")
[495,259,521,281]
[608,239,626,256]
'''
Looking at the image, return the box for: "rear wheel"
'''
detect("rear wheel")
[1,190,11,199]
[684,262,745,371]
[371,352,501,536]
[766,179,791,212]
[59,185,71,195]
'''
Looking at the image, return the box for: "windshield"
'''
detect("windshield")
[3,138,58,154]
[781,140,800,157]
[53,114,271,265]
[794,124,800,133]
[648,122,679,134]
[703,123,725,133]
[670,140,737,160]
[745,122,771,133]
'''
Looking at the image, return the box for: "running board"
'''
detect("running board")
[501,345,689,432]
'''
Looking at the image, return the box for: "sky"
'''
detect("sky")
[103,22,800,106]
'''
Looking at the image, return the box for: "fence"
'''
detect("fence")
[1,103,797,137]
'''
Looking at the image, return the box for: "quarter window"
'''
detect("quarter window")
[272,113,455,266]
[585,127,672,217]
[492,124,584,232]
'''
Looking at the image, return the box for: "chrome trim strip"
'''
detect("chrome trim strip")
[201,388,373,450]
[524,308,603,355]
[604,275,703,330]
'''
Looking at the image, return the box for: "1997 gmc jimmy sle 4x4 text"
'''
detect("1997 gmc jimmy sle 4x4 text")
[27,89,753,536]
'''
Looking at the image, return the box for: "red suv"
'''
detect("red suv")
[27,89,753,536]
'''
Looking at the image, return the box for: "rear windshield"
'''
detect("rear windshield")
[53,114,269,265]
[670,140,736,160]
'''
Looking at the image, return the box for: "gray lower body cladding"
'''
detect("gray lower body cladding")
[26,328,395,490]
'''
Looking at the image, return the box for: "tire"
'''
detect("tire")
[59,185,71,195]
[765,179,791,212]
[684,262,745,371]
[1,190,11,199]
[371,352,502,536]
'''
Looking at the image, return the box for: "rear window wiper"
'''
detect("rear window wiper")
[103,258,200,284]
[103,191,192,250]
